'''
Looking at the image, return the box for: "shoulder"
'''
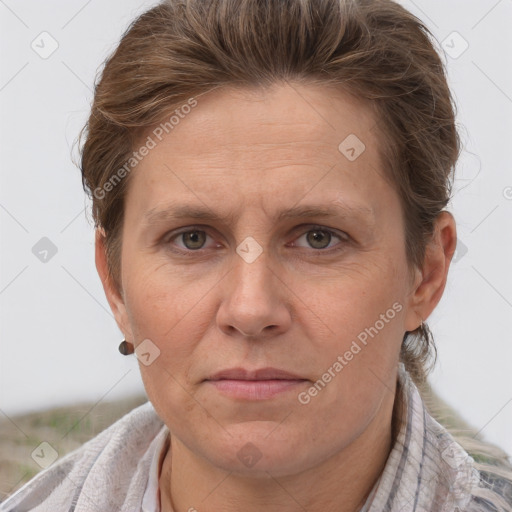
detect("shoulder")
[424,413,512,512]
[0,401,166,512]
[397,370,512,512]
[465,467,512,512]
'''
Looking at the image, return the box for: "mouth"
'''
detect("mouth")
[205,367,309,400]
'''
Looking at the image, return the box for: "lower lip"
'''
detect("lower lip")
[207,379,307,400]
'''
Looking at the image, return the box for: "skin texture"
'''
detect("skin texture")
[95,81,457,512]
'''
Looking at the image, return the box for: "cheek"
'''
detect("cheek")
[294,274,404,449]
[123,257,210,341]
[123,270,207,422]
[305,256,406,340]
[296,255,407,405]
[121,259,228,401]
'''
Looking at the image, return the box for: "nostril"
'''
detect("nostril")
[238,325,277,337]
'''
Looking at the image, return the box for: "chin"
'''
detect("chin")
[202,426,314,477]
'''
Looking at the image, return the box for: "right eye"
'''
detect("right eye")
[164,226,221,254]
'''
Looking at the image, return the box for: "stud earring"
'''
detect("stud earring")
[118,339,134,355]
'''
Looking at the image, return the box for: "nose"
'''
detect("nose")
[216,250,291,340]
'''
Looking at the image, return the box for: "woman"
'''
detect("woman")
[2,0,511,510]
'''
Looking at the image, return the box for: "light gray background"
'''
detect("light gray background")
[1,0,511,455]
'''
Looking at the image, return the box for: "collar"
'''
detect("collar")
[142,425,170,512]
[361,362,481,511]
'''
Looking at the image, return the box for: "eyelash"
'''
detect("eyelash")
[162,225,349,256]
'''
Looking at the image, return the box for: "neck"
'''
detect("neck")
[159,381,401,512]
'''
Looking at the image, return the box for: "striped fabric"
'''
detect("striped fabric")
[360,363,512,511]
[1,364,511,511]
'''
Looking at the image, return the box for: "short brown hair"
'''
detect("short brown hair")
[79,0,460,387]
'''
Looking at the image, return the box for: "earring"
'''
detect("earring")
[118,339,134,355]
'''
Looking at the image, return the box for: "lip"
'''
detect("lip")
[207,367,305,381]
[205,367,308,400]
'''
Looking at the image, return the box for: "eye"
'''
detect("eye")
[291,226,348,251]
[165,227,217,253]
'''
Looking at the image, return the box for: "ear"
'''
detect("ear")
[95,228,134,341]
[404,211,457,331]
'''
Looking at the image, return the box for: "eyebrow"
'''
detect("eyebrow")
[142,202,375,226]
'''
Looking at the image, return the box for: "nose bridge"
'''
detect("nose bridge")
[227,204,285,304]
[217,238,288,337]
[232,238,274,299]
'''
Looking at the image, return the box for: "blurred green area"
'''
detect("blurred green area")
[0,394,147,501]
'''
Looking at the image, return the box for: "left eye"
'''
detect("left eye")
[292,227,347,250]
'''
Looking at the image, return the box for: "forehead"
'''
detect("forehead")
[152,82,378,159]
[124,82,389,222]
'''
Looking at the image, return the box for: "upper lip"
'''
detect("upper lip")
[207,367,306,381]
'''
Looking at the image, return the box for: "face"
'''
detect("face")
[100,82,426,476]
